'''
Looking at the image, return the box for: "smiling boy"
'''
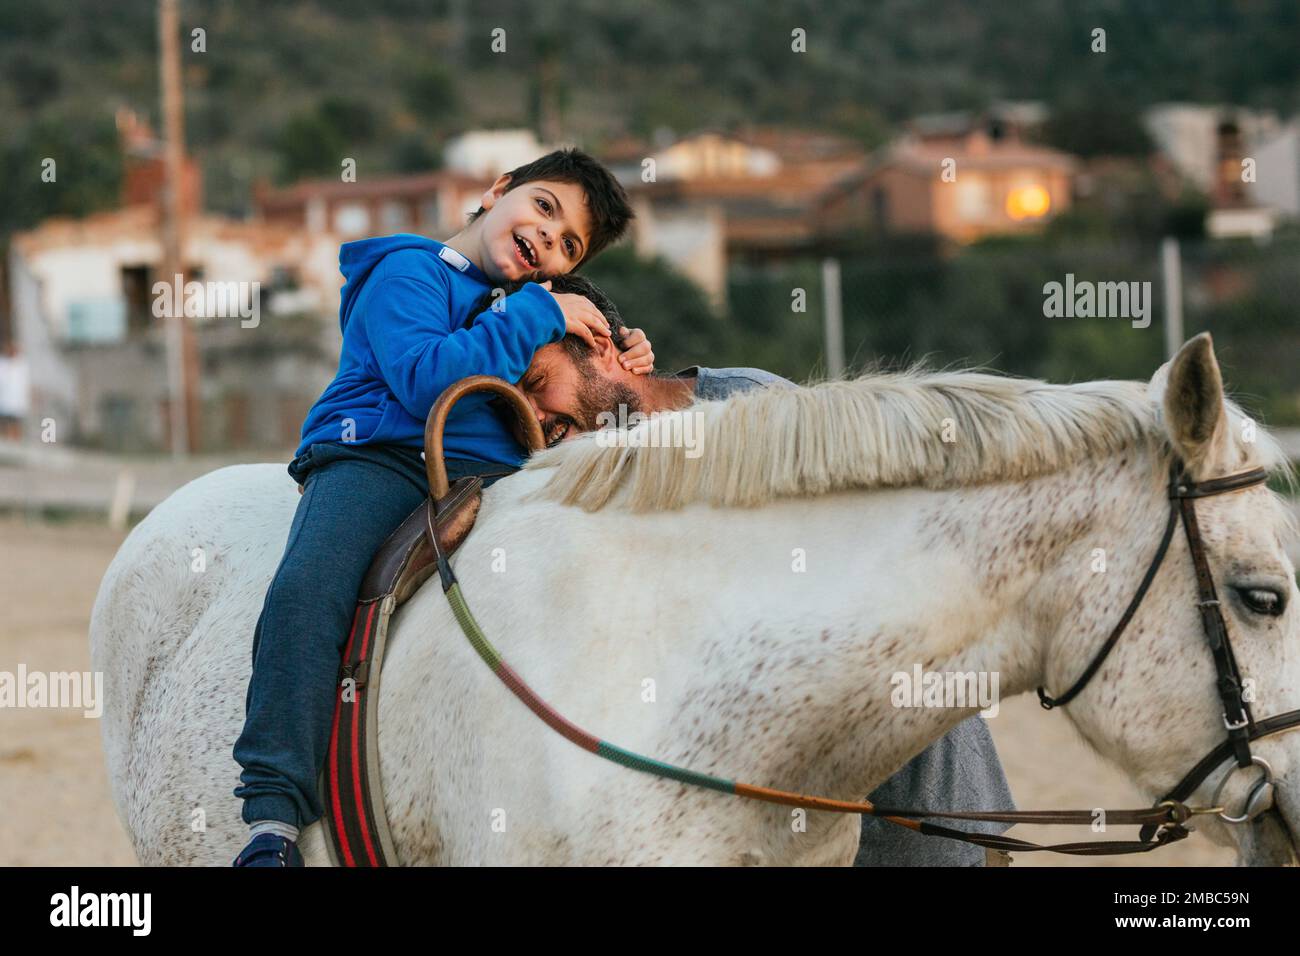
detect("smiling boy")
[231,149,644,866]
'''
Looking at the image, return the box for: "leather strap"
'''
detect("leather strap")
[911,819,1190,856]
[1178,493,1255,768]
[1170,467,1268,499]
[1158,712,1300,807]
[1038,501,1180,710]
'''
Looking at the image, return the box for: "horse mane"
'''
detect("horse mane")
[524,367,1290,512]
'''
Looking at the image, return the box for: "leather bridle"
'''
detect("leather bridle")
[1037,459,1300,845]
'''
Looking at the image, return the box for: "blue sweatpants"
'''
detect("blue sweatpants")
[232,441,513,828]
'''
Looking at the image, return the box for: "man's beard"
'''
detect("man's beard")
[543,354,642,447]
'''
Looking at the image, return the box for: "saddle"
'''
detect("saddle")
[321,376,544,867]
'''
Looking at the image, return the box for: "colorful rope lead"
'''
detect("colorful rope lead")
[443,581,925,834]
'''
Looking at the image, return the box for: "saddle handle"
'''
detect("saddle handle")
[424,375,546,499]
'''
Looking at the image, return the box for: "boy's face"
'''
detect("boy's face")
[475,176,593,283]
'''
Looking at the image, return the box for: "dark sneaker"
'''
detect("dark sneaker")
[232,833,304,867]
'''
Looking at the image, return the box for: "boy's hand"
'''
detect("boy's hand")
[619,328,655,374]
[539,280,610,350]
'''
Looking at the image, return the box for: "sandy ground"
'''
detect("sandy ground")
[0,515,1233,867]
[0,516,138,866]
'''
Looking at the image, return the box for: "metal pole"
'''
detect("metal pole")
[1161,236,1184,360]
[821,257,844,379]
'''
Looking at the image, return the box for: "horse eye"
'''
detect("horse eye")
[1235,587,1285,617]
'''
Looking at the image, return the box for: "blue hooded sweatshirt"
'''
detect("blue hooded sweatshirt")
[296,234,565,467]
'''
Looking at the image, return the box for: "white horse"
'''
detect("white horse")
[90,335,1299,865]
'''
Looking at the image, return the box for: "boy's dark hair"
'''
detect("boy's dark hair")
[466,148,634,266]
[466,274,628,358]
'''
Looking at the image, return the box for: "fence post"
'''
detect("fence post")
[821,257,844,379]
[1161,237,1184,359]
[108,469,136,531]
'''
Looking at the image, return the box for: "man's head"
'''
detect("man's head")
[464,148,633,283]
[467,274,644,446]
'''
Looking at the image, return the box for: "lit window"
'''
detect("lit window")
[1006,184,1051,220]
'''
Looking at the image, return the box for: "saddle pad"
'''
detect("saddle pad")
[323,598,395,866]
[321,476,484,867]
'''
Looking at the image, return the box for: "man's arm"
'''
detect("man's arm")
[686,366,794,400]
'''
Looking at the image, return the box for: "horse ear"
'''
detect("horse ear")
[1158,333,1230,476]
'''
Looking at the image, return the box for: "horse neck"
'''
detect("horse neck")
[680,448,1164,810]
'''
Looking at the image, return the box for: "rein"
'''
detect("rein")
[436,573,1187,856]
[426,449,1296,857]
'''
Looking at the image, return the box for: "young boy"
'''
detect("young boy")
[231,149,646,866]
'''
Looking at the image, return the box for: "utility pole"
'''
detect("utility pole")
[159,0,200,455]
